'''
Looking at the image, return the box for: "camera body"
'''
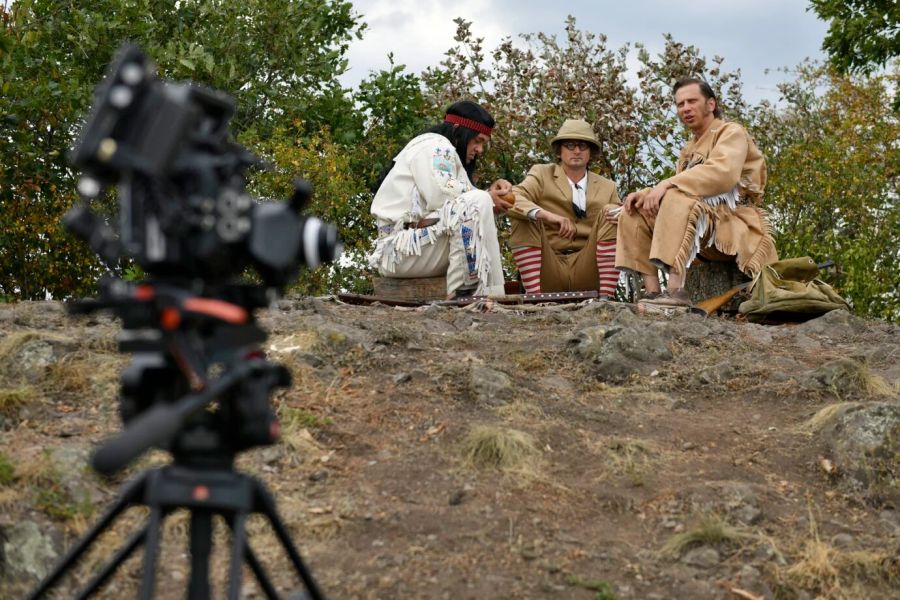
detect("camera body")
[69,44,340,289]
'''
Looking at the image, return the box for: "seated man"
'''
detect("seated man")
[616,78,778,306]
[507,120,621,297]
[367,101,511,299]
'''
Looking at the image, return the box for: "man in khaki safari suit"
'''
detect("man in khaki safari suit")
[507,120,621,297]
[616,78,777,306]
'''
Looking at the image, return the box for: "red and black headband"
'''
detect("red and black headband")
[443,113,493,136]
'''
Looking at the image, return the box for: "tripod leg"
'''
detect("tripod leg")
[227,513,247,600]
[137,504,164,600]
[187,509,214,600]
[253,483,327,600]
[243,544,280,600]
[28,473,149,600]
[74,524,148,600]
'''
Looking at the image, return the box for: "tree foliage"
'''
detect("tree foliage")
[751,63,899,320]
[0,0,363,299]
[809,0,900,75]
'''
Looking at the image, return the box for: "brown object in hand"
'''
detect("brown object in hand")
[500,192,516,206]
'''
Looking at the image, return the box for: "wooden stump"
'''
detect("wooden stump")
[685,260,749,306]
[372,276,447,302]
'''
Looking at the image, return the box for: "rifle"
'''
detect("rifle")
[694,281,752,316]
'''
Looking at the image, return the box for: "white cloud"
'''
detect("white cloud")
[342,1,829,104]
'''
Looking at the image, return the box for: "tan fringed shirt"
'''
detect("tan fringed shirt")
[668,118,766,204]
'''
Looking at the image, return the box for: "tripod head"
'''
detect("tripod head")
[65,44,341,476]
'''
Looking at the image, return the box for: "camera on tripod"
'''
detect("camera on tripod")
[30,44,337,599]
[67,43,340,287]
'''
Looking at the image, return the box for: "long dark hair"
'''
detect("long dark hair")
[372,101,494,194]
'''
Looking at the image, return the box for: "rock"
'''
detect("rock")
[393,372,412,384]
[830,533,854,548]
[1,520,60,583]
[291,351,324,368]
[568,323,672,383]
[48,445,104,505]
[4,335,78,382]
[800,357,869,398]
[448,490,466,506]
[798,309,867,339]
[308,470,328,482]
[469,366,513,406]
[877,510,900,536]
[817,401,900,504]
[732,502,762,524]
[736,564,774,599]
[681,546,720,568]
[696,361,737,385]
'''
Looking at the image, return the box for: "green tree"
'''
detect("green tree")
[751,62,899,320]
[809,0,900,74]
[0,0,364,300]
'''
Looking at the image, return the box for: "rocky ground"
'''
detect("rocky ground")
[0,297,897,599]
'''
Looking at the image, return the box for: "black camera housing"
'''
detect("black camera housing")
[68,44,340,289]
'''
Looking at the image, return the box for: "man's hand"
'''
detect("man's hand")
[489,179,514,213]
[540,210,576,239]
[639,180,672,217]
[623,191,644,215]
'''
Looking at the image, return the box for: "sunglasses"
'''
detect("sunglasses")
[561,141,591,151]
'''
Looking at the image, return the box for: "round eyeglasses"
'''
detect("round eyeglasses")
[562,141,591,151]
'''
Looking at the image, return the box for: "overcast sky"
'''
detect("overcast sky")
[341,0,830,105]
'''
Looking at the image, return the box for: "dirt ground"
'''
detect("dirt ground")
[0,297,897,599]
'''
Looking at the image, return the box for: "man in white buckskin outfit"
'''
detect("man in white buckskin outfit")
[616,78,778,306]
[368,101,511,299]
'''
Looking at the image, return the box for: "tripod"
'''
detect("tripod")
[29,462,325,600]
[28,283,328,599]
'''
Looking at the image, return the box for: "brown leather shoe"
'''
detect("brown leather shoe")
[642,287,692,307]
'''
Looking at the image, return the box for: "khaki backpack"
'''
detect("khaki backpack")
[738,257,851,322]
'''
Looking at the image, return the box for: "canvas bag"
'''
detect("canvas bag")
[738,257,850,322]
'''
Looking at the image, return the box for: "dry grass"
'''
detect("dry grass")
[586,436,660,486]
[495,399,545,420]
[0,330,44,364]
[661,514,758,558]
[780,535,899,598]
[801,402,861,434]
[459,425,541,474]
[0,385,39,412]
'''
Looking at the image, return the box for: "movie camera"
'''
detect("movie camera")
[30,44,336,599]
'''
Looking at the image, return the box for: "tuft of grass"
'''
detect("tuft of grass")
[0,385,38,413]
[45,356,92,395]
[565,575,618,599]
[602,437,658,486]
[778,508,899,597]
[17,450,95,522]
[459,425,540,473]
[0,451,15,484]
[495,399,545,420]
[0,331,43,364]
[802,402,860,434]
[279,405,333,432]
[661,514,757,558]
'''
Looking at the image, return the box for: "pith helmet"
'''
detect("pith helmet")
[550,119,600,152]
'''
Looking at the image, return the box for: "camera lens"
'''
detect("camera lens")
[299,217,341,269]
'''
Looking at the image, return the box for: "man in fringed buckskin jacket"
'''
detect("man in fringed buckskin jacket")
[616,78,778,306]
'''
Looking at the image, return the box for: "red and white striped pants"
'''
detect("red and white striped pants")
[512,240,618,296]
